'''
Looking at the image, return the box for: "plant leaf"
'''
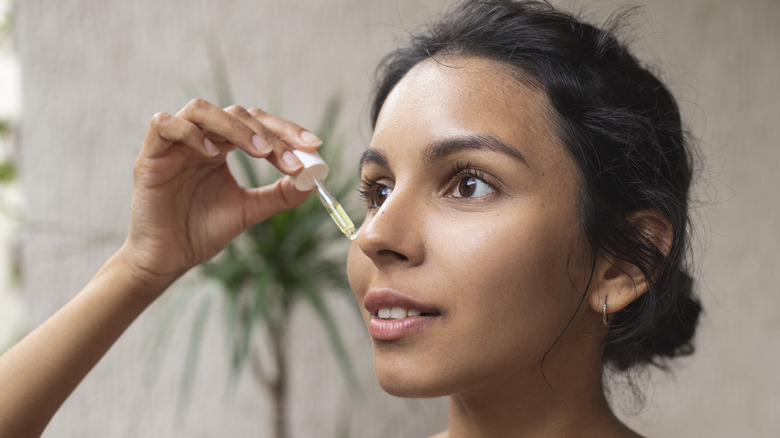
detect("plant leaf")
[177,286,217,413]
[297,272,361,395]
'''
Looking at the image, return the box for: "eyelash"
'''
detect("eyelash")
[451,161,486,184]
[357,161,495,208]
[357,176,378,203]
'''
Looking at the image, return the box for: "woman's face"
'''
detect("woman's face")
[347,56,592,398]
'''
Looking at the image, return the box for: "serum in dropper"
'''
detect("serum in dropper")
[291,149,358,240]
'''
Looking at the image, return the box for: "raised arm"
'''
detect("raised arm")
[0,99,321,438]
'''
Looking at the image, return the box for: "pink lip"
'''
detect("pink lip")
[363,288,441,341]
[363,288,440,315]
[367,315,438,341]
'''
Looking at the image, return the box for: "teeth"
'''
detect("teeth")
[377,307,424,320]
[389,307,406,319]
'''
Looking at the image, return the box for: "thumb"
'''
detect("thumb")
[243,176,313,226]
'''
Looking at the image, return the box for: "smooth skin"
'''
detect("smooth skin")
[0,60,669,437]
[0,98,321,438]
[348,57,655,438]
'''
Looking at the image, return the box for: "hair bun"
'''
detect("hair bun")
[604,269,701,370]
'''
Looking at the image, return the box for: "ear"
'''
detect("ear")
[587,210,674,319]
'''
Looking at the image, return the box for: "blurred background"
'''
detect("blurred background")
[2,0,778,436]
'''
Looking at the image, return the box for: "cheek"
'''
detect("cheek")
[434,207,583,334]
[439,210,570,287]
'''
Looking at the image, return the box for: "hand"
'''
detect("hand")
[119,98,321,291]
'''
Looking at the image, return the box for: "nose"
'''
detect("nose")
[355,191,424,268]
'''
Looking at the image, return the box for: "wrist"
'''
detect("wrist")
[107,246,182,301]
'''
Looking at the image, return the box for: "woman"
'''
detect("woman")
[0,1,700,436]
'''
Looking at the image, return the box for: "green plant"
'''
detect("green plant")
[0,159,16,183]
[0,5,12,40]
[203,99,361,438]
[187,46,361,438]
[0,2,17,187]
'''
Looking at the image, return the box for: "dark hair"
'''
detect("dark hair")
[370,0,701,371]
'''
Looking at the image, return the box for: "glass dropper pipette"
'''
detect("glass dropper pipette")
[291,149,358,240]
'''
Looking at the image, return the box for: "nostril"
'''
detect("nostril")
[377,249,408,261]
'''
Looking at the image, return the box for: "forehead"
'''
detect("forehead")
[372,56,562,164]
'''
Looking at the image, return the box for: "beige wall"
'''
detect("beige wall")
[16,0,779,436]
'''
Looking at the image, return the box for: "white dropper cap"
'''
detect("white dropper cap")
[288,148,358,240]
[290,149,330,191]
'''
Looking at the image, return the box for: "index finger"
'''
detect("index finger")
[175,99,271,158]
[224,105,322,175]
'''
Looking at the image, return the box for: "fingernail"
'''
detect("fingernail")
[299,130,322,146]
[282,150,303,170]
[204,138,219,156]
[252,135,273,154]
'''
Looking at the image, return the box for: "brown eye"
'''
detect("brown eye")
[458,177,477,197]
[452,176,494,198]
[369,184,392,208]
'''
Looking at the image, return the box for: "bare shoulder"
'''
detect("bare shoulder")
[425,426,639,437]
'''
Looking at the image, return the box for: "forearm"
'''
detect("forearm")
[0,251,172,438]
[0,99,315,438]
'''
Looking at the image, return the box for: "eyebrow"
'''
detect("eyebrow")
[359,133,528,171]
[423,134,528,166]
[359,147,389,170]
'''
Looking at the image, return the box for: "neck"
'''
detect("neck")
[445,355,632,438]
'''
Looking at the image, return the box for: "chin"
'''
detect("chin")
[372,353,459,399]
[376,374,449,399]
